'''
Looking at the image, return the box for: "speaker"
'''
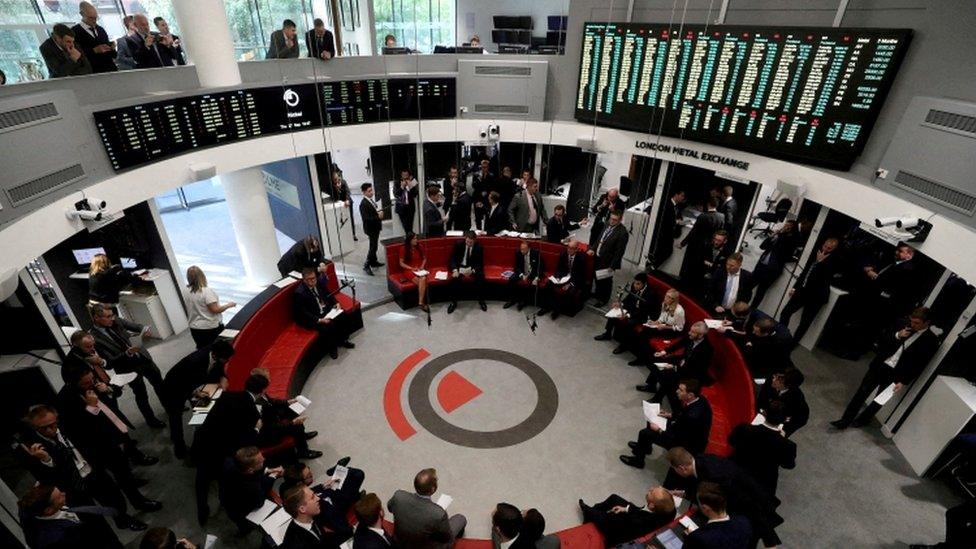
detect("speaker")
[776,179,806,198]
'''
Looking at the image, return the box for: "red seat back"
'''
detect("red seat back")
[225,281,300,390]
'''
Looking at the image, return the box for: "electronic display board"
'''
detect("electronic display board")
[575,23,911,169]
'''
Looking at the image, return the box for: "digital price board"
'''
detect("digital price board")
[575,23,911,169]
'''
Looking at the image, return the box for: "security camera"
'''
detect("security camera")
[874,217,900,228]
[479,128,488,139]
[488,124,500,138]
[896,217,920,230]
[66,209,103,221]
[84,198,107,211]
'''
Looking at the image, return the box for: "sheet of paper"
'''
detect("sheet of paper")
[446,230,464,237]
[642,401,668,431]
[340,540,354,549]
[654,362,674,370]
[211,389,222,400]
[752,413,766,426]
[325,307,343,320]
[595,268,613,280]
[434,271,449,280]
[288,271,302,279]
[520,232,539,239]
[192,400,215,413]
[459,267,474,276]
[330,465,349,490]
[604,307,623,318]
[204,534,217,549]
[413,269,429,277]
[260,507,292,545]
[502,270,515,279]
[274,277,296,288]
[548,275,570,285]
[219,328,239,339]
[672,496,684,509]
[475,230,486,236]
[679,515,698,532]
[108,371,138,386]
[874,383,897,405]
[435,493,453,510]
[289,401,307,415]
[188,413,207,425]
[703,319,724,329]
[245,499,279,525]
[753,378,766,386]
[295,395,311,407]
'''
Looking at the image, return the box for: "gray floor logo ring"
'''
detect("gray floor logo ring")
[407,349,559,448]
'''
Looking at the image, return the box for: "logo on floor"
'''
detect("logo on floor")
[383,348,559,448]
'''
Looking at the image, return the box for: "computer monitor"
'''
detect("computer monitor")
[72,247,106,266]
[455,46,484,54]
[498,45,529,54]
[120,257,137,269]
[433,45,455,54]
[382,47,411,55]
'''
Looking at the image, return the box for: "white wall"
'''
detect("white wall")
[456,0,570,47]
[331,147,372,188]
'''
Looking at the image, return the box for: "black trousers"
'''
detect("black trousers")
[779,293,825,343]
[473,205,486,230]
[396,208,414,233]
[77,467,130,519]
[450,273,485,304]
[113,355,165,423]
[839,360,894,424]
[260,421,309,454]
[633,424,677,460]
[190,325,223,349]
[345,202,357,237]
[943,499,976,548]
[315,313,352,353]
[542,283,582,314]
[646,366,683,410]
[194,457,221,521]
[165,401,187,454]
[365,230,380,265]
[593,258,614,302]
[101,445,147,507]
[750,263,783,308]
[507,277,539,305]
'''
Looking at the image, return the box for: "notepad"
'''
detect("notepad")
[108,371,138,386]
[679,515,698,532]
[751,413,766,426]
[246,499,279,525]
[874,383,897,405]
[604,307,623,319]
[703,319,724,329]
[274,277,296,288]
[434,271,449,280]
[642,401,668,431]
[330,465,349,489]
[325,307,343,320]
[260,507,292,545]
[289,395,311,415]
[654,362,674,370]
[435,493,453,510]
[204,534,217,549]
[595,268,613,280]
[219,328,239,339]
[188,413,207,425]
[548,275,570,285]
[446,230,464,237]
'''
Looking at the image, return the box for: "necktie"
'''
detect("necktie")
[527,194,537,225]
[524,253,530,275]
[568,254,574,272]
[463,246,470,266]
[68,505,116,517]
[311,523,322,539]
[724,274,736,308]
[597,226,612,255]
[95,400,128,434]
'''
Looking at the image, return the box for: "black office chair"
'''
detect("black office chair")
[748,197,793,238]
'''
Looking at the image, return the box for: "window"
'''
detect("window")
[123,0,180,35]
[0,1,48,83]
[223,0,329,61]
[373,0,455,54]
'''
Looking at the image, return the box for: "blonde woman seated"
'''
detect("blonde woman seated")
[399,233,429,312]
[629,289,685,367]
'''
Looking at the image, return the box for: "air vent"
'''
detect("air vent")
[474,104,530,114]
[892,170,976,216]
[474,66,532,77]
[6,164,86,207]
[922,109,976,138]
[0,103,60,133]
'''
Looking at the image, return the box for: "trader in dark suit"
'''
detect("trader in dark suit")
[354,493,398,549]
[750,220,797,307]
[423,186,447,237]
[728,401,797,498]
[394,169,420,234]
[832,306,939,429]
[447,174,472,231]
[579,486,676,546]
[679,198,725,295]
[640,322,713,410]
[387,468,466,549]
[218,447,280,530]
[329,167,357,241]
[306,18,336,60]
[162,341,234,457]
[683,482,753,549]
[278,235,327,277]
[282,459,363,540]
[650,189,685,268]
[281,484,330,548]
[508,177,547,234]
[448,231,487,313]
[587,210,629,307]
[756,367,809,438]
[588,188,626,249]
[595,272,654,355]
[717,185,738,229]
[484,191,509,235]
[267,19,300,59]
[490,503,535,549]
[152,17,186,65]
[505,240,543,311]
[359,183,385,276]
[471,159,494,230]
[124,14,172,69]
[537,240,588,320]
[779,237,840,344]
[741,317,792,381]
[621,379,713,468]
[62,330,126,422]
[663,449,783,549]
[705,253,754,316]
[18,484,122,549]
[89,303,165,428]
[72,2,116,73]
[40,24,92,78]
[545,204,581,243]
[293,268,355,359]
[865,242,922,326]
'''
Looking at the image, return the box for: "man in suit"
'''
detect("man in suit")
[578,486,676,546]
[152,17,185,65]
[728,401,796,499]
[191,373,266,524]
[423,186,447,237]
[354,493,398,549]
[779,237,840,344]
[447,169,472,231]
[329,167,358,241]
[717,185,738,229]
[281,483,330,548]
[484,191,509,235]
[706,253,754,316]
[832,306,939,429]
[545,205,581,243]
[306,18,336,60]
[621,379,713,468]
[750,220,797,307]
[663,449,783,549]
[41,24,92,78]
[595,272,654,355]
[395,169,419,234]
[360,183,385,276]
[741,317,792,381]
[588,188,626,249]
[162,341,234,457]
[293,267,355,359]
[62,330,127,422]
[18,484,122,549]
[72,2,116,73]
[278,235,327,277]
[89,303,166,428]
[679,198,725,295]
[865,242,922,328]
[491,503,534,549]
[640,322,713,409]
[757,367,809,438]
[218,447,281,530]
[508,177,547,234]
[537,240,587,320]
[124,14,174,69]
[505,240,542,311]
[267,19,300,59]
[17,405,150,531]
[252,372,322,460]
[114,15,136,70]
[471,159,494,230]
[651,189,685,268]
[587,210,629,307]
[683,482,753,549]
[282,459,362,540]
[448,231,487,313]
[387,468,466,549]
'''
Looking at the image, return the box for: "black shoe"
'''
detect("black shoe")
[593,300,607,308]
[619,455,644,469]
[447,302,457,314]
[304,431,318,440]
[197,508,209,527]
[830,419,850,430]
[627,359,645,366]
[130,454,158,466]
[594,332,612,341]
[612,345,627,355]
[336,456,351,467]
[371,261,385,267]
[851,416,871,428]
[551,311,560,320]
[299,449,324,459]
[340,340,355,349]
[329,348,339,359]
[578,498,589,512]
[145,418,166,429]
[353,236,359,242]
[134,499,162,512]
[537,308,551,317]
[173,446,187,460]
[627,441,639,451]
[364,266,374,276]
[116,516,148,531]
[479,301,487,311]
[516,303,525,311]
[504,301,516,309]
[636,384,655,393]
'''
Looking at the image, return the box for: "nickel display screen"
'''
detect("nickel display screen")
[94,77,457,172]
[575,23,912,169]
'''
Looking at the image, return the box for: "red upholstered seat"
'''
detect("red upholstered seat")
[554,523,606,549]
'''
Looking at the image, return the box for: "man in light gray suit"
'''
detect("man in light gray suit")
[508,177,548,234]
[387,468,466,549]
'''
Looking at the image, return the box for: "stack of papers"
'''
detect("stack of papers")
[434,271,449,280]
[595,268,614,280]
[188,413,208,425]
[192,400,215,413]
[330,465,349,489]
[446,230,464,237]
[654,362,674,370]
[246,499,279,526]
[219,328,240,339]
[288,271,302,279]
[260,507,292,546]
[604,307,624,319]
[108,371,139,387]
[413,269,429,277]
[642,401,668,431]
[435,493,453,510]
[548,275,571,285]
[325,307,343,320]
[874,384,897,405]
[289,395,311,415]
[274,277,296,288]
[703,319,725,329]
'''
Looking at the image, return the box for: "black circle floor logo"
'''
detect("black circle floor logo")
[384,348,559,448]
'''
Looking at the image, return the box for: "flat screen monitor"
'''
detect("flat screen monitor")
[574,22,912,170]
[455,46,484,54]
[72,247,106,265]
[382,47,411,55]
[120,257,137,269]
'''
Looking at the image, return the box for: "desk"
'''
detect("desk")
[786,285,848,351]
[894,376,976,475]
[69,268,187,338]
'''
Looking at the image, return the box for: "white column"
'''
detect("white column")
[172,0,241,88]
[221,167,282,284]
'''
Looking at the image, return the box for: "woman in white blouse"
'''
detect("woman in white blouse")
[646,288,686,332]
[186,266,236,348]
